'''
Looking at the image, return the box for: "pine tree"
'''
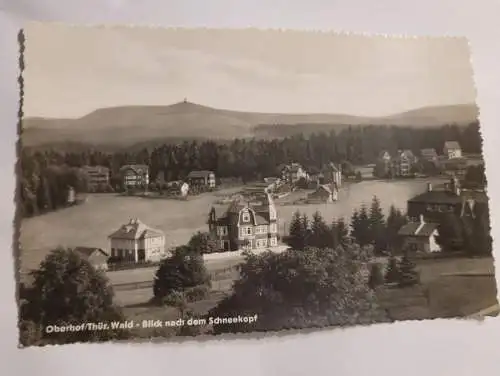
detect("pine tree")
[287,211,308,250]
[351,204,371,246]
[386,205,408,253]
[369,196,387,254]
[385,255,400,284]
[336,217,350,249]
[398,253,420,287]
[310,211,330,249]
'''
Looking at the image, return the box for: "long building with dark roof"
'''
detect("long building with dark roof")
[407,176,488,223]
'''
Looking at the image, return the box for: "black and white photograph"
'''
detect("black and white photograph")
[16,23,498,347]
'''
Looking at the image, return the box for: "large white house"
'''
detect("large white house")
[108,218,166,263]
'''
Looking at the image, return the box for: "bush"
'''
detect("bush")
[368,263,384,289]
[185,285,210,302]
[385,256,400,284]
[208,246,386,334]
[153,246,211,303]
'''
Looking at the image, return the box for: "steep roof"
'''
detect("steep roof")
[74,247,109,258]
[187,170,214,178]
[408,190,462,204]
[322,162,340,173]
[108,218,164,240]
[120,164,149,175]
[398,222,438,237]
[444,141,461,150]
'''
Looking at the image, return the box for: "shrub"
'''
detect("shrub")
[368,263,384,289]
[385,255,400,284]
[153,246,211,303]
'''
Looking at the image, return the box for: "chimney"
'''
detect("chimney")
[427,183,432,192]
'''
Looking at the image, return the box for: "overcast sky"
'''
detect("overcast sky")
[23,23,477,118]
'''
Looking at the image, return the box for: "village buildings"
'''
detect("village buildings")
[74,247,109,271]
[108,218,166,263]
[443,141,462,159]
[187,170,216,188]
[391,150,417,177]
[320,162,342,187]
[81,165,110,189]
[280,163,308,184]
[307,183,339,203]
[208,192,279,252]
[120,164,149,188]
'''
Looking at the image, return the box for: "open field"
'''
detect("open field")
[16,176,475,273]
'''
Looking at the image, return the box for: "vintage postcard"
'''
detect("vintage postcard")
[16,24,498,347]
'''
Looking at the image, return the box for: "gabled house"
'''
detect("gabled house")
[398,215,440,254]
[187,170,216,188]
[320,162,342,187]
[392,150,417,177]
[73,247,109,271]
[443,141,462,159]
[208,192,279,252]
[108,218,166,263]
[307,183,339,203]
[120,164,149,188]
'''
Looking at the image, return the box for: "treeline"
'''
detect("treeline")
[23,122,481,182]
[287,196,408,255]
[19,122,481,217]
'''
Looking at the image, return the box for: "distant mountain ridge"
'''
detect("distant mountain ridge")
[21,101,479,148]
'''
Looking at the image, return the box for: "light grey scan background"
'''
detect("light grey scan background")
[1,1,500,375]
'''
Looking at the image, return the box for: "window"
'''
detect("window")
[242,212,250,222]
[270,237,277,246]
[240,227,252,237]
[217,226,228,236]
[270,224,277,233]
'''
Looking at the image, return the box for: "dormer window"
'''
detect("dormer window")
[242,212,250,222]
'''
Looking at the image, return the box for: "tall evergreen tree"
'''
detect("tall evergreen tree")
[386,205,408,253]
[336,217,350,249]
[309,211,330,249]
[369,196,387,254]
[287,211,309,250]
[351,205,371,247]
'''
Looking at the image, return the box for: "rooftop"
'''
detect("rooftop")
[108,218,164,240]
[444,141,461,150]
[398,221,438,237]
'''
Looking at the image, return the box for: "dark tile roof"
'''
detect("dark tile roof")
[444,141,461,150]
[120,164,149,175]
[408,190,462,204]
[187,170,214,178]
[398,222,438,237]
